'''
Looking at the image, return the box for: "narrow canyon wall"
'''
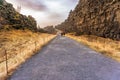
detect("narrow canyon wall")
[56,0,120,40]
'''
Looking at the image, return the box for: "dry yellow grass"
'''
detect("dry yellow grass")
[67,34,120,62]
[0,30,55,80]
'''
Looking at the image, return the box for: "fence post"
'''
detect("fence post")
[47,36,48,42]
[5,49,8,78]
[35,41,36,52]
[44,37,46,43]
[43,37,45,44]
[46,36,48,42]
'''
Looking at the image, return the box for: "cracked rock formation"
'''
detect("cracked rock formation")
[56,0,120,40]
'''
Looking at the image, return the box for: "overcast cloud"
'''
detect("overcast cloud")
[6,0,78,27]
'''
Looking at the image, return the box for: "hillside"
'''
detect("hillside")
[56,0,120,40]
[0,0,56,80]
[0,0,37,31]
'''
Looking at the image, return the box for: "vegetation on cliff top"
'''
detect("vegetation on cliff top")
[0,0,37,31]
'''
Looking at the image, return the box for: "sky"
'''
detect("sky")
[6,0,78,27]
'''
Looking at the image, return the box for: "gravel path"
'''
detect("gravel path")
[9,36,120,80]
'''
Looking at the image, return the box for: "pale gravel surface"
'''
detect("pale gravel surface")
[9,36,120,80]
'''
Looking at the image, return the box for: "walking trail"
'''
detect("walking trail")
[9,36,120,80]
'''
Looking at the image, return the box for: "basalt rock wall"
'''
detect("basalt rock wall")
[56,0,120,40]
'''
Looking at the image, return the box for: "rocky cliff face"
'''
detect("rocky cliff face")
[44,26,57,34]
[0,0,37,31]
[56,0,120,40]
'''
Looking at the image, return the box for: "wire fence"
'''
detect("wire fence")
[0,35,54,80]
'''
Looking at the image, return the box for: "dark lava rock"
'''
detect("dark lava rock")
[56,0,120,40]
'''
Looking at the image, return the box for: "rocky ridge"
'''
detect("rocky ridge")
[56,0,120,40]
[0,0,37,31]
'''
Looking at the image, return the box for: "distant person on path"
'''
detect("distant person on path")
[61,32,65,36]
[56,31,65,36]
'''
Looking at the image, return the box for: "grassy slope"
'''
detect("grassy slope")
[67,34,120,62]
[0,30,55,80]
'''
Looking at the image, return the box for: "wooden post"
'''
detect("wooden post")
[43,37,45,44]
[5,49,8,77]
[46,36,48,42]
[44,37,46,43]
[35,41,36,52]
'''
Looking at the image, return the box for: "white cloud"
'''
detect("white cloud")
[6,0,78,27]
